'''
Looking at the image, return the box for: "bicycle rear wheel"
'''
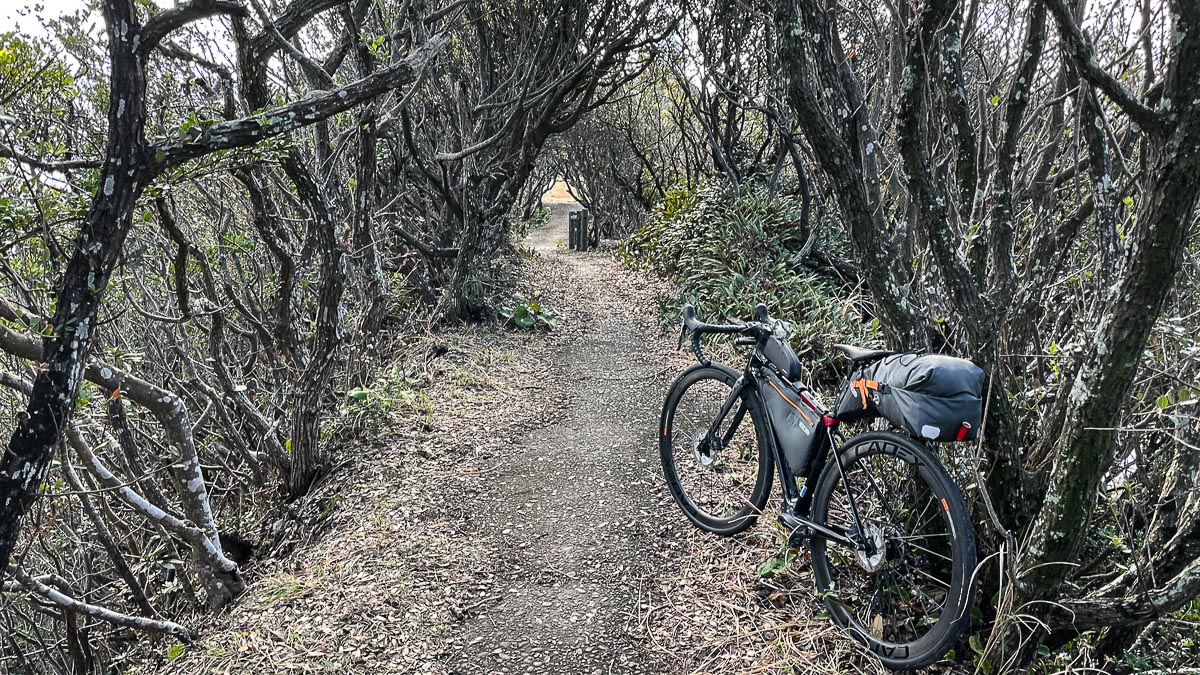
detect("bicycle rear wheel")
[808,431,976,671]
[659,363,774,535]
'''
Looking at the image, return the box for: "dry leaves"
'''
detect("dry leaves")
[150,215,919,675]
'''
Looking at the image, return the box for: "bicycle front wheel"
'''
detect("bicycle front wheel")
[808,431,976,671]
[659,363,774,536]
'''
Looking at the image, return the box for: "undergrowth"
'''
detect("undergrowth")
[461,206,558,323]
[619,181,880,368]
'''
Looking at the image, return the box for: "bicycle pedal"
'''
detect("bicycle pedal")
[787,529,809,547]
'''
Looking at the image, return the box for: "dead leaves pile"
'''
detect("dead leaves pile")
[153,325,554,674]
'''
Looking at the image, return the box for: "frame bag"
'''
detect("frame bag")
[761,370,821,473]
[836,354,986,442]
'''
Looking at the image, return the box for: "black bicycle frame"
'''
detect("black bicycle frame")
[697,349,867,551]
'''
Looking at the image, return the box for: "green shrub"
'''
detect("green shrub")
[500,292,558,330]
[620,181,880,364]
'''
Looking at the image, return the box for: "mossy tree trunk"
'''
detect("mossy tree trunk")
[775,0,1200,665]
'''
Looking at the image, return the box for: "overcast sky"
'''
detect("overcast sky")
[1,0,94,34]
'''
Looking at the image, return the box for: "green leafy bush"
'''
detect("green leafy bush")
[620,181,880,363]
[338,365,433,434]
[500,292,558,330]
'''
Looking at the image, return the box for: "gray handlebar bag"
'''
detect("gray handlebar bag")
[840,353,986,442]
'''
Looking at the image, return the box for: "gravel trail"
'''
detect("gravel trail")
[160,200,876,675]
[442,204,678,674]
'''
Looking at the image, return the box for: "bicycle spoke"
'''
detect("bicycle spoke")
[906,540,954,564]
[809,435,973,666]
[892,531,951,541]
[864,454,907,529]
[904,562,952,590]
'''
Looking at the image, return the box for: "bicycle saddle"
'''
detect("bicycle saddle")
[833,344,897,362]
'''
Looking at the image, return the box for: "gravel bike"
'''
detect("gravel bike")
[659,304,977,670]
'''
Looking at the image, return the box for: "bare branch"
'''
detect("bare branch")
[896,0,990,342]
[142,0,249,53]
[1041,0,1167,133]
[1056,551,1200,631]
[245,0,336,89]
[250,0,347,57]
[7,568,192,642]
[0,144,101,171]
[986,2,1047,303]
[153,35,447,168]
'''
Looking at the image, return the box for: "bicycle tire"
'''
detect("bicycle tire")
[659,363,774,535]
[808,430,976,670]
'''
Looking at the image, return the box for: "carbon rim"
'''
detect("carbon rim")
[810,435,972,665]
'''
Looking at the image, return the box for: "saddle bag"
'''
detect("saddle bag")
[833,363,882,422]
[835,353,986,442]
[761,370,822,474]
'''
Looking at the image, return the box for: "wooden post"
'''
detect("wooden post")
[569,211,580,250]
[579,210,590,251]
[585,209,599,247]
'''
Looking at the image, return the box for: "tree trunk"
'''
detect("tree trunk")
[351,102,389,384]
[1022,131,1200,595]
[0,0,151,575]
[774,0,929,349]
[282,155,348,497]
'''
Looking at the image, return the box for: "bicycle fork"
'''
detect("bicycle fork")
[698,376,750,456]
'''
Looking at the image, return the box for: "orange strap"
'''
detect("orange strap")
[768,380,815,425]
[851,379,879,409]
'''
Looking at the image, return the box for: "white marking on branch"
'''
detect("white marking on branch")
[8,568,192,641]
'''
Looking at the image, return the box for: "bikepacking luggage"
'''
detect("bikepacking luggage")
[834,353,986,442]
[762,334,804,380]
[761,370,822,473]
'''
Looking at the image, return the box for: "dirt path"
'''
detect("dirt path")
[439,204,675,674]
[164,200,880,675]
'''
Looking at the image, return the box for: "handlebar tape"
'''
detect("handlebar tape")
[691,334,710,367]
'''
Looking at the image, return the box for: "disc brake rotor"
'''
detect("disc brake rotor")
[855,524,888,573]
[691,432,719,467]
